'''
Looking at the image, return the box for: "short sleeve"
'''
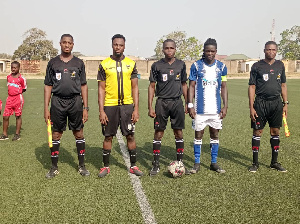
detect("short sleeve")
[97,63,106,81]
[44,61,53,86]
[80,61,87,85]
[181,62,187,82]
[249,63,257,85]
[281,62,286,83]
[22,76,27,90]
[149,63,157,82]
[189,62,198,81]
[221,64,227,82]
[131,63,138,79]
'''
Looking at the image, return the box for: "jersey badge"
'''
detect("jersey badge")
[56,73,62,80]
[63,69,68,74]
[126,65,130,69]
[270,69,274,74]
[176,74,180,80]
[170,70,174,75]
[215,67,220,73]
[162,74,168,81]
[263,74,269,81]
[277,73,281,79]
[71,71,76,77]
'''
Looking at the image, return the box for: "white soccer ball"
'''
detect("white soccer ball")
[168,161,185,178]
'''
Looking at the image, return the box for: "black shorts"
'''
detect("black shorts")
[50,95,83,132]
[154,97,185,131]
[102,104,135,136]
[251,97,283,130]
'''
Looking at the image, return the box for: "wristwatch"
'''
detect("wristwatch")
[83,106,89,111]
[188,103,194,109]
[282,101,289,105]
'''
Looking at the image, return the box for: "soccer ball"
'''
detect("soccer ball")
[168,161,185,178]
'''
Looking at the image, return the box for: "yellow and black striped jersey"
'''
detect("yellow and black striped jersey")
[97,56,138,106]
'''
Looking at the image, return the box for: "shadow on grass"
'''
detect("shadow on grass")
[35,143,79,171]
[187,142,261,169]
[137,142,195,171]
[83,146,127,171]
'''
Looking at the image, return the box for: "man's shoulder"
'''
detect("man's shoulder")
[123,56,135,64]
[274,60,285,67]
[48,55,60,64]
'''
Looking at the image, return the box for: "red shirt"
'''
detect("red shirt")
[7,74,27,96]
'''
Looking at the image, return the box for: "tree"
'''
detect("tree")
[154,31,202,60]
[0,53,12,59]
[278,25,300,60]
[13,28,58,60]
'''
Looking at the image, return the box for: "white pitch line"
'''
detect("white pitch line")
[116,129,157,224]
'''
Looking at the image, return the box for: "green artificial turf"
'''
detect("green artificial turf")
[0,79,299,223]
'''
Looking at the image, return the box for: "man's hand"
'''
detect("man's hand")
[283,104,288,117]
[219,107,228,119]
[148,108,156,118]
[44,110,50,124]
[250,107,258,122]
[82,110,88,123]
[99,111,109,125]
[131,109,139,123]
[188,108,196,119]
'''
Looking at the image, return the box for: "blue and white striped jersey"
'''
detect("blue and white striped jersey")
[189,59,227,114]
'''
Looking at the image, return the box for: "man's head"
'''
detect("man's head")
[264,41,277,60]
[112,34,126,57]
[162,39,176,59]
[60,34,74,54]
[203,38,217,63]
[11,61,20,75]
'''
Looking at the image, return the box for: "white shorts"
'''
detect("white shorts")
[192,114,222,131]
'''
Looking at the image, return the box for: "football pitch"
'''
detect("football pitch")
[0,79,299,223]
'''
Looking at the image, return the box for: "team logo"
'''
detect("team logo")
[126,65,130,69]
[263,74,269,81]
[170,70,174,75]
[270,69,274,74]
[71,71,76,77]
[176,74,180,80]
[128,123,135,132]
[63,68,68,74]
[56,73,61,80]
[277,73,281,79]
[162,74,168,81]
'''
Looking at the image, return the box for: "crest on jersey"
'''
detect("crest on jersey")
[215,67,220,73]
[71,71,76,77]
[263,74,269,81]
[126,65,130,69]
[277,73,281,79]
[56,73,61,80]
[170,70,174,75]
[162,74,168,81]
[176,74,180,80]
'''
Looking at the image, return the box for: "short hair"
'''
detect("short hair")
[112,34,126,42]
[11,61,20,68]
[265,41,277,48]
[204,38,217,49]
[163,39,176,48]
[60,34,74,41]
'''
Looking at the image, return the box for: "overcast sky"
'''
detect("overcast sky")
[0,0,299,59]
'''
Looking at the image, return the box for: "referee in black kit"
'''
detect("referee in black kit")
[248,41,288,173]
[148,39,189,176]
[44,34,90,179]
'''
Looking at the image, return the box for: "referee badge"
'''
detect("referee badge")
[162,74,168,81]
[56,73,61,80]
[263,74,269,81]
